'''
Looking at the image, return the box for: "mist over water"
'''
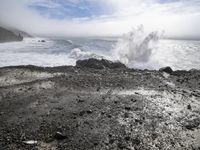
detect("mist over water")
[112,25,161,69]
[0,32,200,70]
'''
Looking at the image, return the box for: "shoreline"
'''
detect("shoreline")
[0,63,198,71]
[0,61,200,149]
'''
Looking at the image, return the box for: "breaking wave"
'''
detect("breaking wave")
[112,25,162,69]
[1,28,200,70]
[68,48,103,60]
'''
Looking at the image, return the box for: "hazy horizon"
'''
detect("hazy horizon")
[0,0,200,39]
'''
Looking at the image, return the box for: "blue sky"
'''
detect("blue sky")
[28,0,180,19]
[29,1,101,19]
[0,0,200,38]
[28,0,114,19]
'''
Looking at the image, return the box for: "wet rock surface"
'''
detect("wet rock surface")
[159,66,173,74]
[76,58,127,69]
[0,65,200,149]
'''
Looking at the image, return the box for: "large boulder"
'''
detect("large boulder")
[76,58,126,69]
[159,66,173,74]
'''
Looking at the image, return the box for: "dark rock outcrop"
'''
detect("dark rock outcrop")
[76,58,127,69]
[159,66,173,74]
[0,27,23,43]
[38,40,46,43]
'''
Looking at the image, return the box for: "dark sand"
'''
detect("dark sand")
[0,65,200,149]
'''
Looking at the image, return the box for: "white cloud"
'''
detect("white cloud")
[0,0,200,38]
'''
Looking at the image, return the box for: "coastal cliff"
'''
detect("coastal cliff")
[0,27,23,43]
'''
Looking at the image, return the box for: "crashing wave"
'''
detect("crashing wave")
[112,25,162,67]
[68,48,103,60]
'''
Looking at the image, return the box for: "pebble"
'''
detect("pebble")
[187,104,192,110]
[96,87,101,92]
[54,132,67,140]
[86,110,93,114]
[131,99,137,102]
[77,99,85,103]
[125,106,131,111]
[23,140,38,145]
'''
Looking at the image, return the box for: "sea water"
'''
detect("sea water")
[0,30,200,70]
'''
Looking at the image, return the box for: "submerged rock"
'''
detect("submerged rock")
[76,58,126,69]
[159,66,173,74]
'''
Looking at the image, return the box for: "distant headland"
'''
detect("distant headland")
[0,26,31,43]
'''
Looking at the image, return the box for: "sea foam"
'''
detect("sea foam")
[111,25,162,69]
[1,29,200,70]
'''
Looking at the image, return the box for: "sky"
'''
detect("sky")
[0,0,200,38]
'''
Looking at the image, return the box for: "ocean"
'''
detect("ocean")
[0,36,200,71]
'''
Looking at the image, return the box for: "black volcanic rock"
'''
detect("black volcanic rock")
[159,66,173,74]
[54,132,67,140]
[0,27,23,43]
[1,66,200,149]
[76,58,126,69]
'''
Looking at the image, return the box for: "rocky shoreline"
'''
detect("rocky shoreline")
[0,59,200,150]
